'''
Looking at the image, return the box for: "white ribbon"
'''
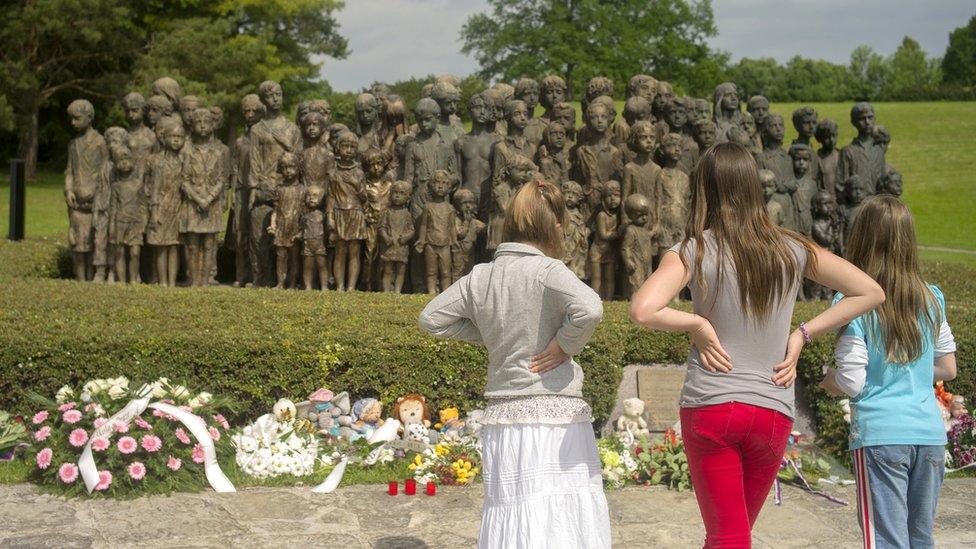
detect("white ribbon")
[78,390,235,494]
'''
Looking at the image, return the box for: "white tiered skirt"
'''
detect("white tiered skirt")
[478,420,612,549]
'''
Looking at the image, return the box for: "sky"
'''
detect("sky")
[316,0,975,92]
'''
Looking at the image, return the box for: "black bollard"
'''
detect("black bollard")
[8,159,25,241]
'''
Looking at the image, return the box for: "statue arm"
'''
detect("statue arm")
[414,210,428,252]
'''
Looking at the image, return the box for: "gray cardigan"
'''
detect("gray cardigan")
[418,242,604,398]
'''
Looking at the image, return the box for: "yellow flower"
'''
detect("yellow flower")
[408,464,417,471]
[413,454,423,465]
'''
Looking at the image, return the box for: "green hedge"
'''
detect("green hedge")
[0,238,973,463]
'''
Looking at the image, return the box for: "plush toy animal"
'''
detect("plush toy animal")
[616,397,649,441]
[392,393,431,439]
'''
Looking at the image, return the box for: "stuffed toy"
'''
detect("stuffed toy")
[351,398,385,436]
[392,393,431,439]
[273,398,297,422]
[615,398,649,442]
[405,422,431,445]
[297,389,352,438]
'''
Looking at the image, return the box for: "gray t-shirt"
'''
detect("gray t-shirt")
[669,231,808,418]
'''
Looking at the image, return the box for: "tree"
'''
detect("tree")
[0,0,146,178]
[848,45,891,101]
[460,0,721,99]
[888,36,940,100]
[942,14,976,87]
[726,57,785,100]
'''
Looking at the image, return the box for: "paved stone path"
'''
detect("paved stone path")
[1,479,974,548]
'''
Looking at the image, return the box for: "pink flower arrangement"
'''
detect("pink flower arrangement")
[134,417,152,430]
[113,421,129,433]
[213,414,230,430]
[62,409,82,424]
[167,456,182,471]
[36,448,53,469]
[117,436,137,454]
[34,426,51,442]
[93,417,108,429]
[59,463,79,484]
[127,462,146,481]
[174,428,191,445]
[32,411,48,424]
[95,470,112,491]
[191,444,205,464]
[141,435,162,453]
[208,426,221,441]
[68,428,89,447]
[91,436,110,452]
[58,402,77,412]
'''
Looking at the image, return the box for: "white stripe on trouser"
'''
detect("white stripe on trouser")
[853,448,876,549]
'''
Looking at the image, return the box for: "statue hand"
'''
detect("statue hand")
[65,191,77,209]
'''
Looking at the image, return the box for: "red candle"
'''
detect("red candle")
[425,481,436,496]
[387,481,398,496]
[404,478,417,495]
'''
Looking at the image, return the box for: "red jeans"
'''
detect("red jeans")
[681,402,793,548]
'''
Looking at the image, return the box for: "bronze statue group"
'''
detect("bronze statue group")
[63,74,901,299]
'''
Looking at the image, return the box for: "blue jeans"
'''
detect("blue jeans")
[852,445,945,549]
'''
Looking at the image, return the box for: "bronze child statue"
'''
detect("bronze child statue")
[455,91,501,221]
[144,117,184,287]
[589,179,622,300]
[379,180,415,293]
[64,99,109,282]
[760,169,787,227]
[268,152,306,289]
[107,144,148,284]
[300,185,329,290]
[808,190,842,300]
[655,133,691,262]
[230,94,266,287]
[451,188,486,281]
[756,114,794,198]
[788,143,817,237]
[404,98,457,221]
[561,180,589,280]
[328,131,368,292]
[815,118,840,200]
[573,97,623,214]
[122,92,157,167]
[414,169,458,294]
[488,154,536,252]
[622,193,656,298]
[537,121,572,185]
[362,148,394,290]
[622,120,661,223]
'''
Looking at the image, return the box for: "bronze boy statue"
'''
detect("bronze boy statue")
[379,180,415,293]
[64,99,109,282]
[328,131,368,292]
[414,170,458,294]
[268,152,306,289]
[300,185,329,290]
[589,180,622,300]
[622,193,656,298]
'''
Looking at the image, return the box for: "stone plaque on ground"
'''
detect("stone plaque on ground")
[636,366,686,432]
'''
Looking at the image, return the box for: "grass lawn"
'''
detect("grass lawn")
[2,102,974,261]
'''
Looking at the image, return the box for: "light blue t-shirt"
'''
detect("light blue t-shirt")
[834,285,948,450]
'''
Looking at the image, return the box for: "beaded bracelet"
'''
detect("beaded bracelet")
[798,322,812,344]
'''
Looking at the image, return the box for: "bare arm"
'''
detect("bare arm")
[934,354,957,382]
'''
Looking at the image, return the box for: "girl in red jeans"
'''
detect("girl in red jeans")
[630,143,884,548]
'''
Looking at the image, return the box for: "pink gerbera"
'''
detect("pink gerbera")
[68,428,89,447]
[36,448,53,469]
[34,426,52,442]
[141,435,162,453]
[127,462,146,481]
[95,470,112,491]
[167,456,182,471]
[134,417,153,430]
[208,426,221,441]
[174,428,191,445]
[191,444,205,464]
[91,436,110,452]
[32,411,48,424]
[117,436,137,454]
[113,421,129,433]
[59,463,79,484]
[58,402,77,412]
[93,417,108,429]
[62,409,82,424]
[213,414,230,430]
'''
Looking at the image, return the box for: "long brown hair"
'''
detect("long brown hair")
[501,177,566,258]
[682,142,817,321]
[846,195,940,364]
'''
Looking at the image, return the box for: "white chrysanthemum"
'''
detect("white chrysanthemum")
[55,386,74,404]
[171,385,190,399]
[107,385,127,400]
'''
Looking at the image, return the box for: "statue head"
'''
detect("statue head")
[430,82,460,117]
[122,92,147,127]
[661,132,686,163]
[305,184,325,209]
[179,96,203,123]
[104,126,128,149]
[188,107,215,139]
[515,78,540,111]
[791,106,818,140]
[370,82,391,102]
[540,75,567,109]
[384,94,407,126]
[727,126,752,149]
[788,142,812,176]
[151,77,182,106]
[880,170,902,197]
[602,179,621,210]
[845,175,869,205]
[329,123,350,148]
[277,151,301,182]
[505,99,529,130]
[762,114,785,145]
[693,98,711,124]
[355,93,380,128]
[362,147,389,179]
[109,143,134,174]
[552,102,576,134]
[652,81,675,113]
[873,124,890,152]
[157,117,186,152]
[453,188,478,218]
[746,95,770,126]
[663,99,688,131]
[390,180,412,207]
[850,102,875,137]
[67,99,94,133]
[258,80,283,113]
[544,121,567,151]
[561,180,583,208]
[468,92,492,126]
[505,154,537,186]
[430,169,452,198]
[147,95,174,127]
[812,190,837,217]
[413,98,441,136]
[300,111,327,142]
[436,74,461,91]
[628,120,657,155]
[491,82,515,102]
[741,111,757,136]
[758,169,776,200]
[693,119,717,150]
[624,193,651,227]
[420,83,434,98]
[584,99,612,134]
[335,130,359,161]
[627,74,657,102]
[240,94,266,128]
[623,96,652,126]
[713,82,740,114]
[585,77,613,102]
[815,118,838,150]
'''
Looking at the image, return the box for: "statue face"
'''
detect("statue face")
[511,164,533,185]
[124,106,144,127]
[459,197,477,217]
[180,99,202,121]
[635,81,655,102]
[279,158,299,181]
[603,185,621,210]
[508,104,528,130]
[694,100,710,122]
[470,98,491,125]
[431,176,450,197]
[799,116,817,138]
[305,188,323,208]
[516,87,539,110]
[721,90,739,111]
[242,104,264,127]
[697,126,716,149]
[635,130,656,154]
[663,140,683,162]
[303,118,323,141]
[357,103,378,126]
[113,150,134,173]
[766,117,785,142]
[336,139,357,161]
[813,195,835,216]
[547,126,566,149]
[391,186,410,206]
[70,111,92,133]
[792,152,810,175]
[742,116,756,135]
[554,110,574,133]
[633,209,649,227]
[563,187,581,207]
[585,105,610,133]
[542,86,564,108]
[853,110,874,135]
[417,112,438,135]
[666,105,687,129]
[762,179,775,200]
[366,157,386,178]
[164,127,186,152]
[819,131,836,149]
[261,86,283,111]
[848,182,867,203]
[190,114,213,138]
[748,102,769,124]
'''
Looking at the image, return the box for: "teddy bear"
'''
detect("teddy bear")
[616,397,649,442]
[392,393,431,440]
[462,409,485,438]
[350,398,385,439]
[405,422,431,445]
[296,389,352,438]
[434,407,465,440]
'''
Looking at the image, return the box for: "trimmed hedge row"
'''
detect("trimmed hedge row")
[0,238,972,462]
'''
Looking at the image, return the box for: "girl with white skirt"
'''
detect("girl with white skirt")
[419,178,612,549]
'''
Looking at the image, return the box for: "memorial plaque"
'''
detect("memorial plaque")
[636,366,686,432]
